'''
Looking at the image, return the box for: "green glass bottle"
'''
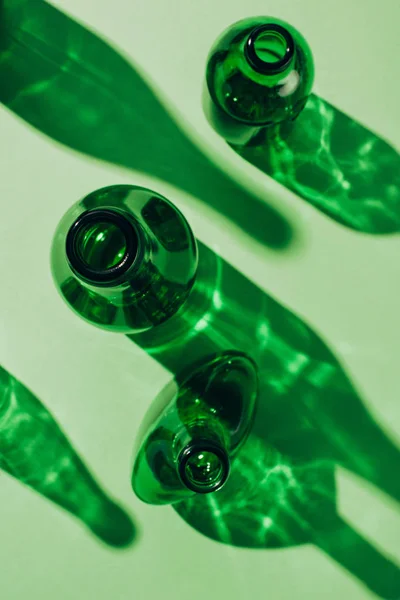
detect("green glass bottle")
[51,185,198,333]
[131,351,258,505]
[0,365,135,547]
[204,16,314,145]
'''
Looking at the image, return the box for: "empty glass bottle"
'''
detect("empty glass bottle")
[204,16,314,145]
[131,351,258,505]
[51,185,198,333]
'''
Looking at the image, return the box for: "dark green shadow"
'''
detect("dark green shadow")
[0,0,292,248]
[0,364,137,548]
[129,241,400,598]
[175,435,400,599]
[232,94,400,234]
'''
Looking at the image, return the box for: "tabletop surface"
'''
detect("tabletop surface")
[0,0,400,599]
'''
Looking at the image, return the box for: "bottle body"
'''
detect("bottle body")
[131,352,258,505]
[204,16,314,145]
[51,185,198,333]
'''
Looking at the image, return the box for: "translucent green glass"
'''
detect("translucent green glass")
[204,16,314,145]
[205,17,400,234]
[131,352,258,505]
[0,365,135,547]
[51,185,198,333]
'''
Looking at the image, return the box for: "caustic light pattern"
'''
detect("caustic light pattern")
[234,94,400,233]
[0,365,135,547]
[175,435,400,599]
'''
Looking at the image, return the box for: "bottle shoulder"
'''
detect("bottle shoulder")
[205,16,314,127]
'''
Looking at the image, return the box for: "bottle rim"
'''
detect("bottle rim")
[65,208,140,286]
[177,439,231,494]
[244,23,295,75]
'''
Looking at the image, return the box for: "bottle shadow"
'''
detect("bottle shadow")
[0,0,292,249]
[0,364,137,548]
[232,94,400,234]
[129,242,400,598]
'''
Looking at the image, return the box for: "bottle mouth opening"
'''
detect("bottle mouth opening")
[245,24,295,74]
[66,209,139,285]
[178,440,230,494]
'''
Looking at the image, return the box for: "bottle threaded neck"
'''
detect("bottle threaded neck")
[244,24,295,75]
[65,209,140,286]
[177,439,230,494]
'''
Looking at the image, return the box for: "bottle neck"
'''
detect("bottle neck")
[65,208,152,294]
[243,23,295,77]
[174,417,230,494]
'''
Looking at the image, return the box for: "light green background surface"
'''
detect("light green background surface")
[1,0,400,598]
